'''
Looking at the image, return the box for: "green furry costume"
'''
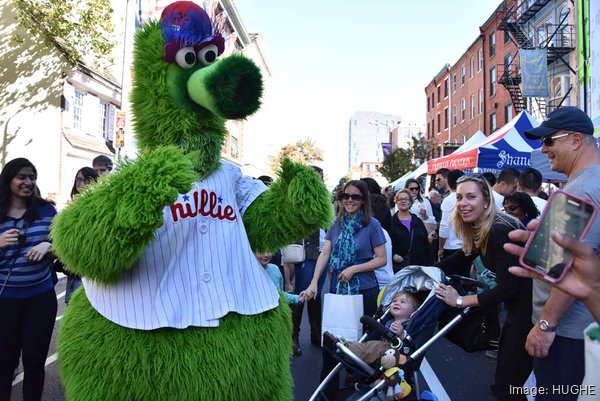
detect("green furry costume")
[51,2,333,400]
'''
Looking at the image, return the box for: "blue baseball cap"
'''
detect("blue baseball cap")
[524,106,594,139]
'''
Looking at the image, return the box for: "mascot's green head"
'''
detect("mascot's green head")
[131,1,263,177]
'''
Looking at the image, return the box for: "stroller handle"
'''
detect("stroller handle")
[360,316,400,347]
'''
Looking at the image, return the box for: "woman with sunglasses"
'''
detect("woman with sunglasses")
[390,189,434,272]
[0,158,58,401]
[301,180,386,316]
[502,192,540,227]
[301,180,386,399]
[62,167,98,304]
[433,175,532,401]
[404,178,437,231]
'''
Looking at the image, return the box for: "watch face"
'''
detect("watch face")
[540,321,548,330]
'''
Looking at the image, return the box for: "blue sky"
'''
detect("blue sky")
[234,0,503,183]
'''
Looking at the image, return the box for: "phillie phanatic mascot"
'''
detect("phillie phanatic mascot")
[51,2,333,400]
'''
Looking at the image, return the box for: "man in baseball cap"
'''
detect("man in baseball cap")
[525,106,594,140]
[519,106,600,401]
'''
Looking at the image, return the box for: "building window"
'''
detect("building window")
[230,136,239,158]
[73,90,84,129]
[489,31,496,58]
[504,30,510,44]
[437,85,441,103]
[479,88,484,114]
[437,113,441,133]
[452,74,457,92]
[460,98,466,121]
[490,66,497,97]
[470,57,474,79]
[470,95,475,119]
[505,103,513,123]
[426,95,430,112]
[461,65,466,86]
[427,122,430,138]
[478,48,483,71]
[504,53,513,76]
[444,107,449,129]
[431,93,435,109]
[98,101,108,138]
[490,112,497,133]
[431,119,435,135]
[452,106,457,127]
[444,77,449,98]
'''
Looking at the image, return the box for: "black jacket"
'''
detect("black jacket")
[390,212,433,270]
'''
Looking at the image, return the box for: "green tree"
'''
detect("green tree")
[379,148,414,182]
[270,138,324,173]
[411,134,434,166]
[12,0,116,68]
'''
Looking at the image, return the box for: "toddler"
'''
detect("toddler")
[255,251,302,305]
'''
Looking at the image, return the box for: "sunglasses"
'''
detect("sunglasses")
[456,174,487,185]
[540,132,573,147]
[396,197,412,202]
[341,193,362,201]
[407,187,419,191]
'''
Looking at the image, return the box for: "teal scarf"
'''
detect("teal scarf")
[330,210,363,294]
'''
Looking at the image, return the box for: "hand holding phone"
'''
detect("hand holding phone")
[519,190,598,283]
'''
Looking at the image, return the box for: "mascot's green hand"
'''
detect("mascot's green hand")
[282,159,333,226]
[114,146,197,229]
[243,158,333,253]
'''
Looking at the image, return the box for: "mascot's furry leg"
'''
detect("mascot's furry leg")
[59,290,292,401]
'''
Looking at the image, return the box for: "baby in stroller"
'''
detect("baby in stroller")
[346,290,421,367]
[314,266,446,401]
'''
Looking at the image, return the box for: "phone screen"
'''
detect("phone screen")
[522,191,596,279]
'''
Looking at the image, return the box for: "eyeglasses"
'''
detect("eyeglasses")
[541,132,573,147]
[396,197,412,202]
[407,187,419,191]
[342,193,362,202]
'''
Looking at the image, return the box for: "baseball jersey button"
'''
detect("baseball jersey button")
[202,273,211,282]
[199,224,208,233]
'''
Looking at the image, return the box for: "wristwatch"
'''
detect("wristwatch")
[455,296,464,308]
[538,319,557,332]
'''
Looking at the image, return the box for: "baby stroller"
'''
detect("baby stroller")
[309,265,482,401]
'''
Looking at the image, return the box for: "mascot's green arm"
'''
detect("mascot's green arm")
[50,146,197,284]
[243,158,334,252]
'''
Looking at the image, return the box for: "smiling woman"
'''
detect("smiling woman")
[434,174,533,401]
[0,158,58,401]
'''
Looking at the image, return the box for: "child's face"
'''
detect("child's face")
[389,294,417,320]
[255,252,272,267]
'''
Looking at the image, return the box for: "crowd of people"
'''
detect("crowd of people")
[1,106,600,401]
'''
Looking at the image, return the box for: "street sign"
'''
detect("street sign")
[116,111,126,129]
[115,128,125,148]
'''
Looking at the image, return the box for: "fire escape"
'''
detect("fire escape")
[497,0,576,116]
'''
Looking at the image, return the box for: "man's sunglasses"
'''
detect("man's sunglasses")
[540,132,574,147]
[341,193,362,201]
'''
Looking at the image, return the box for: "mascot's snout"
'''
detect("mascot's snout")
[187,54,263,120]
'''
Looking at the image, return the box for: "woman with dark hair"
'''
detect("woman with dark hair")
[360,177,392,234]
[503,192,540,227]
[0,158,58,401]
[404,178,437,232]
[301,180,386,400]
[301,179,386,317]
[63,167,98,304]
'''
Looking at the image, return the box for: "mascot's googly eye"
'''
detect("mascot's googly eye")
[175,47,197,69]
[197,45,219,66]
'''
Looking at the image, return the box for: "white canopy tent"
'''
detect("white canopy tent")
[390,130,487,191]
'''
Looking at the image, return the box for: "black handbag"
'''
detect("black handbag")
[438,304,500,353]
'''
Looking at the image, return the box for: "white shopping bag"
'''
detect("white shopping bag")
[578,323,600,401]
[321,293,364,344]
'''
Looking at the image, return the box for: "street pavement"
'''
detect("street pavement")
[11,277,498,401]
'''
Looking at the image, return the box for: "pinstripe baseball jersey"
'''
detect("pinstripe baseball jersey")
[83,162,279,330]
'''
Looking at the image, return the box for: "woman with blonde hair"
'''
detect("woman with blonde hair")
[433,174,533,401]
